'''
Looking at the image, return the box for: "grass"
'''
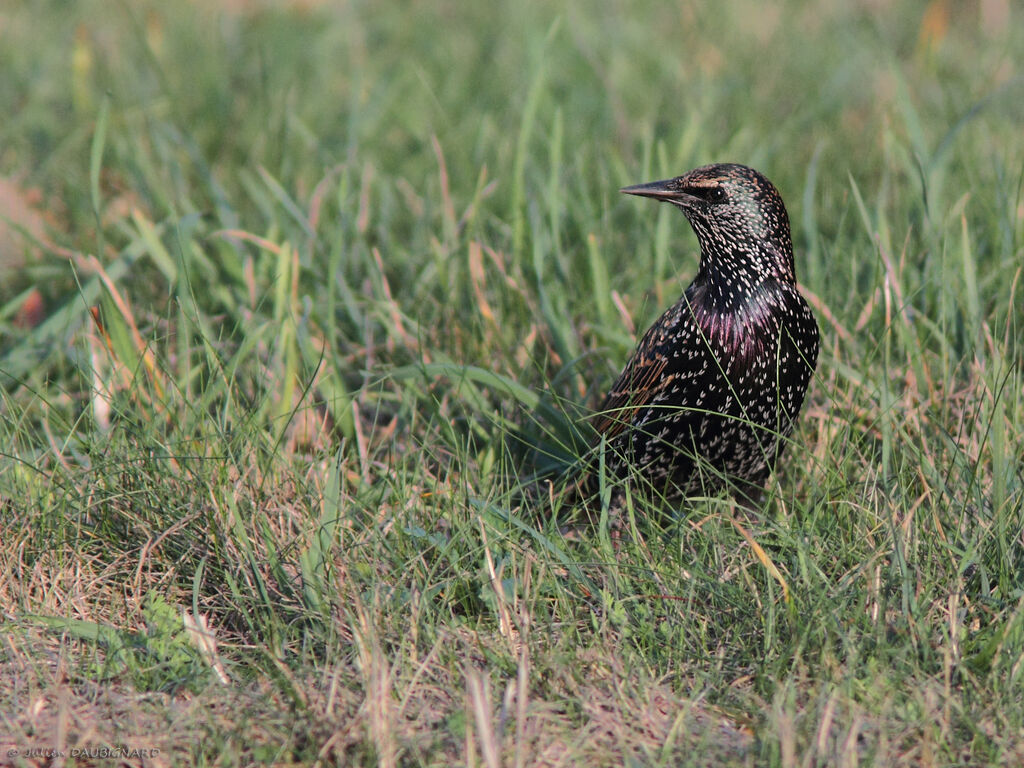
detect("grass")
[1,0,1023,765]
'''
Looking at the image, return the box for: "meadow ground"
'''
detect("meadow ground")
[1,1,1023,765]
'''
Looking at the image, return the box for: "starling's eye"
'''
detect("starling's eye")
[687,185,727,204]
[706,187,727,203]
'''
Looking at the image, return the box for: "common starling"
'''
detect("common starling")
[593,163,819,504]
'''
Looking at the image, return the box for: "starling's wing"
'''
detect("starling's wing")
[592,346,669,439]
[593,300,707,440]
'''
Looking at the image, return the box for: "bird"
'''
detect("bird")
[591,163,819,507]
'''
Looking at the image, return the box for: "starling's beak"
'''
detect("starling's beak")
[620,179,698,205]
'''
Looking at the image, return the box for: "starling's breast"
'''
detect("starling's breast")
[687,281,785,366]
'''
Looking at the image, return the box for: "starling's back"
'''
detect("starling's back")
[594,163,819,503]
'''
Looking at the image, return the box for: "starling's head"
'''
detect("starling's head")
[622,163,794,280]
